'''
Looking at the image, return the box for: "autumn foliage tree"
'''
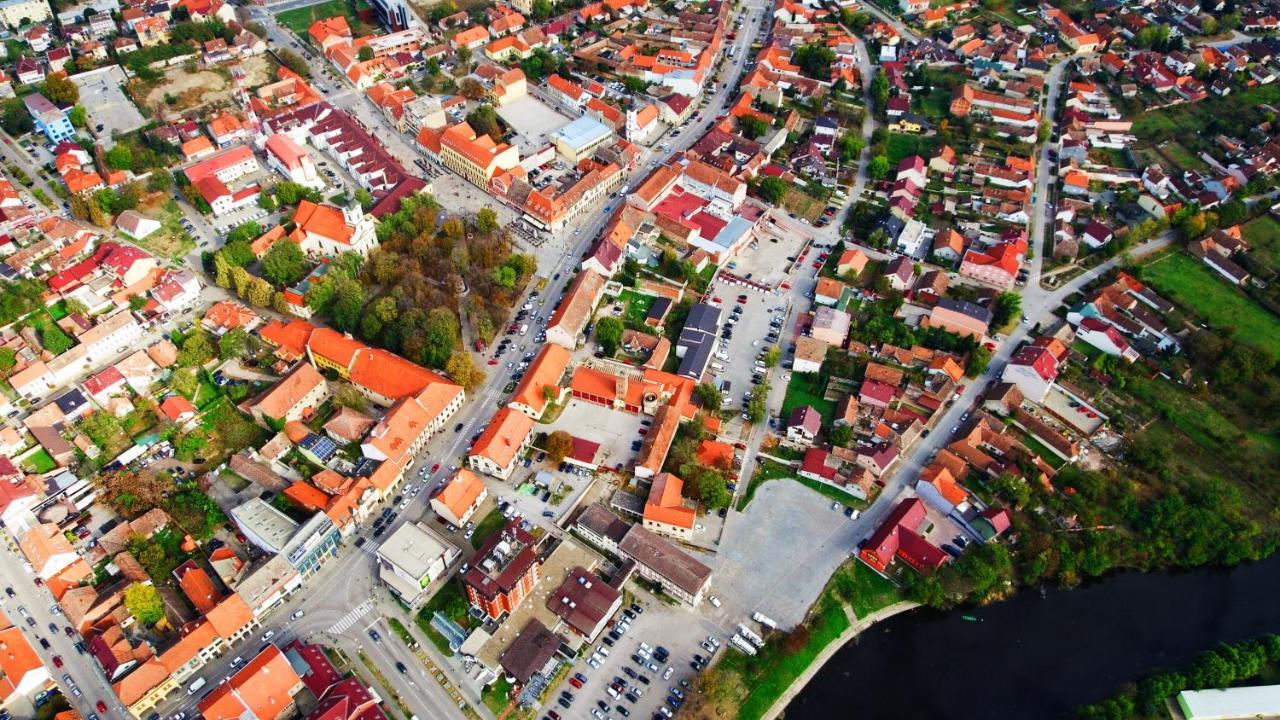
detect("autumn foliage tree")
[546,431,574,463]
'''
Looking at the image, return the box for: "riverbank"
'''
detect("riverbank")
[760,600,919,720]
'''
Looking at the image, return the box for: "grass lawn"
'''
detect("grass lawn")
[481,676,514,716]
[1139,252,1280,357]
[781,372,835,423]
[1242,214,1280,272]
[470,507,506,549]
[22,449,56,473]
[131,201,196,260]
[884,133,938,166]
[737,458,790,511]
[825,560,900,617]
[793,475,867,509]
[620,289,655,326]
[276,0,372,37]
[1017,432,1067,469]
[1161,142,1209,173]
[782,187,826,222]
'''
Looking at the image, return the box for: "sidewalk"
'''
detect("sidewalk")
[760,600,919,720]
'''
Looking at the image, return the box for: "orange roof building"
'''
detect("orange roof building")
[249,362,329,426]
[467,407,533,480]
[0,609,50,703]
[546,269,607,349]
[197,645,302,720]
[642,472,696,540]
[429,468,488,527]
[507,344,571,419]
[19,522,77,579]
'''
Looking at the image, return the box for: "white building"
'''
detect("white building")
[0,0,53,28]
[264,133,324,191]
[376,521,460,607]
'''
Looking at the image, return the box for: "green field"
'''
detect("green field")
[275,0,370,37]
[1140,252,1280,357]
[21,449,56,473]
[781,372,835,423]
[1242,214,1280,272]
[469,507,506,549]
[1161,142,1209,173]
[884,133,938,167]
[620,289,655,327]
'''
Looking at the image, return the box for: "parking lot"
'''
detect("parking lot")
[69,65,146,148]
[554,594,727,720]
[710,479,861,629]
[731,215,814,288]
[542,399,647,474]
[703,278,791,420]
[497,96,573,154]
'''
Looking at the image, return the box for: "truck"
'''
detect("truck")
[737,624,764,648]
[729,634,758,656]
[752,612,779,630]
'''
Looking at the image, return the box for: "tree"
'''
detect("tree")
[95,469,176,514]
[219,327,249,360]
[124,583,164,626]
[0,347,15,372]
[177,331,215,367]
[104,145,134,172]
[792,44,836,80]
[1217,199,1246,227]
[746,381,770,424]
[170,367,199,398]
[992,291,1021,328]
[868,155,891,179]
[261,240,307,286]
[40,323,73,354]
[146,171,172,192]
[420,307,459,368]
[830,424,853,447]
[445,351,485,391]
[756,176,788,204]
[212,251,232,288]
[68,105,87,128]
[595,316,624,355]
[0,98,33,135]
[466,105,501,140]
[694,383,722,413]
[278,48,310,76]
[129,294,148,311]
[546,430,574,463]
[40,75,80,106]
[871,71,890,111]
[739,115,768,139]
[475,207,498,233]
[530,0,553,19]
[225,221,264,247]
[63,298,88,317]
[329,277,366,332]
[355,187,373,210]
[358,45,375,62]
[763,346,781,367]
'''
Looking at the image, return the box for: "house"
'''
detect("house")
[115,211,161,240]
[642,472,695,540]
[927,298,992,338]
[429,469,487,527]
[836,248,869,277]
[858,497,949,573]
[1075,317,1139,361]
[547,567,622,642]
[158,395,198,430]
[1001,345,1058,402]
[1082,221,1113,249]
[546,269,607,349]
[884,256,914,291]
[786,406,822,447]
[508,344,570,419]
[23,92,73,143]
[467,407,533,480]
[811,306,851,346]
[197,645,304,720]
[793,336,829,374]
[249,362,330,426]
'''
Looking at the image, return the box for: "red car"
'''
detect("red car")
[52,656,62,668]
[568,677,583,689]
[96,701,107,713]
[487,359,498,365]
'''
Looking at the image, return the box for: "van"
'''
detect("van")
[715,351,729,361]
[187,678,207,695]
[710,362,725,371]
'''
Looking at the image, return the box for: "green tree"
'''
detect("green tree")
[146,171,172,192]
[475,207,498,233]
[40,74,80,106]
[277,48,310,76]
[868,155,891,179]
[595,316,624,355]
[104,145,134,172]
[763,346,781,367]
[225,221,263,246]
[218,327,249,360]
[756,176,788,204]
[746,380,770,424]
[212,251,232,288]
[333,382,366,410]
[260,240,307,286]
[358,45,375,61]
[123,583,164,626]
[68,105,88,128]
[40,324,73,354]
[177,331,215,367]
[129,294,148,311]
[170,367,199,399]
[531,0,553,19]
[739,115,768,139]
[0,347,15,372]
[694,383,722,413]
[871,71,890,111]
[791,43,836,79]
[466,105,501,140]
[63,298,88,317]
[420,307,459,368]
[329,276,366,332]
[0,98,33,135]
[830,424,853,447]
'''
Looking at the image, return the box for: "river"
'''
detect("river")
[789,556,1280,719]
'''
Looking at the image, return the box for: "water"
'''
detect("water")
[789,556,1280,719]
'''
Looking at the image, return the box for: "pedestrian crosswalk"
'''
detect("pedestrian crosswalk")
[358,539,382,556]
[327,600,375,634]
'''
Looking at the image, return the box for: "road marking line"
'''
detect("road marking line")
[327,600,375,634]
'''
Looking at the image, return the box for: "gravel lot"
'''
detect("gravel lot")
[709,480,861,629]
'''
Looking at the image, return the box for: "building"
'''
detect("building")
[811,306,851,346]
[546,566,621,642]
[674,303,720,380]
[551,116,614,162]
[499,619,564,685]
[368,0,414,30]
[461,520,540,620]
[264,133,323,190]
[785,405,822,447]
[618,525,711,607]
[23,92,73,143]
[0,608,51,707]
[291,200,378,257]
[572,503,630,554]
[467,406,534,480]
[434,121,520,188]
[0,0,52,27]
[546,269,607,349]
[927,298,992,338]
[429,469,487,527]
[1176,685,1280,720]
[858,497,948,573]
[197,645,304,720]
[19,522,77,579]
[1001,345,1058,403]
[507,344,570,419]
[376,521,460,607]
[642,472,695,540]
[249,362,330,426]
